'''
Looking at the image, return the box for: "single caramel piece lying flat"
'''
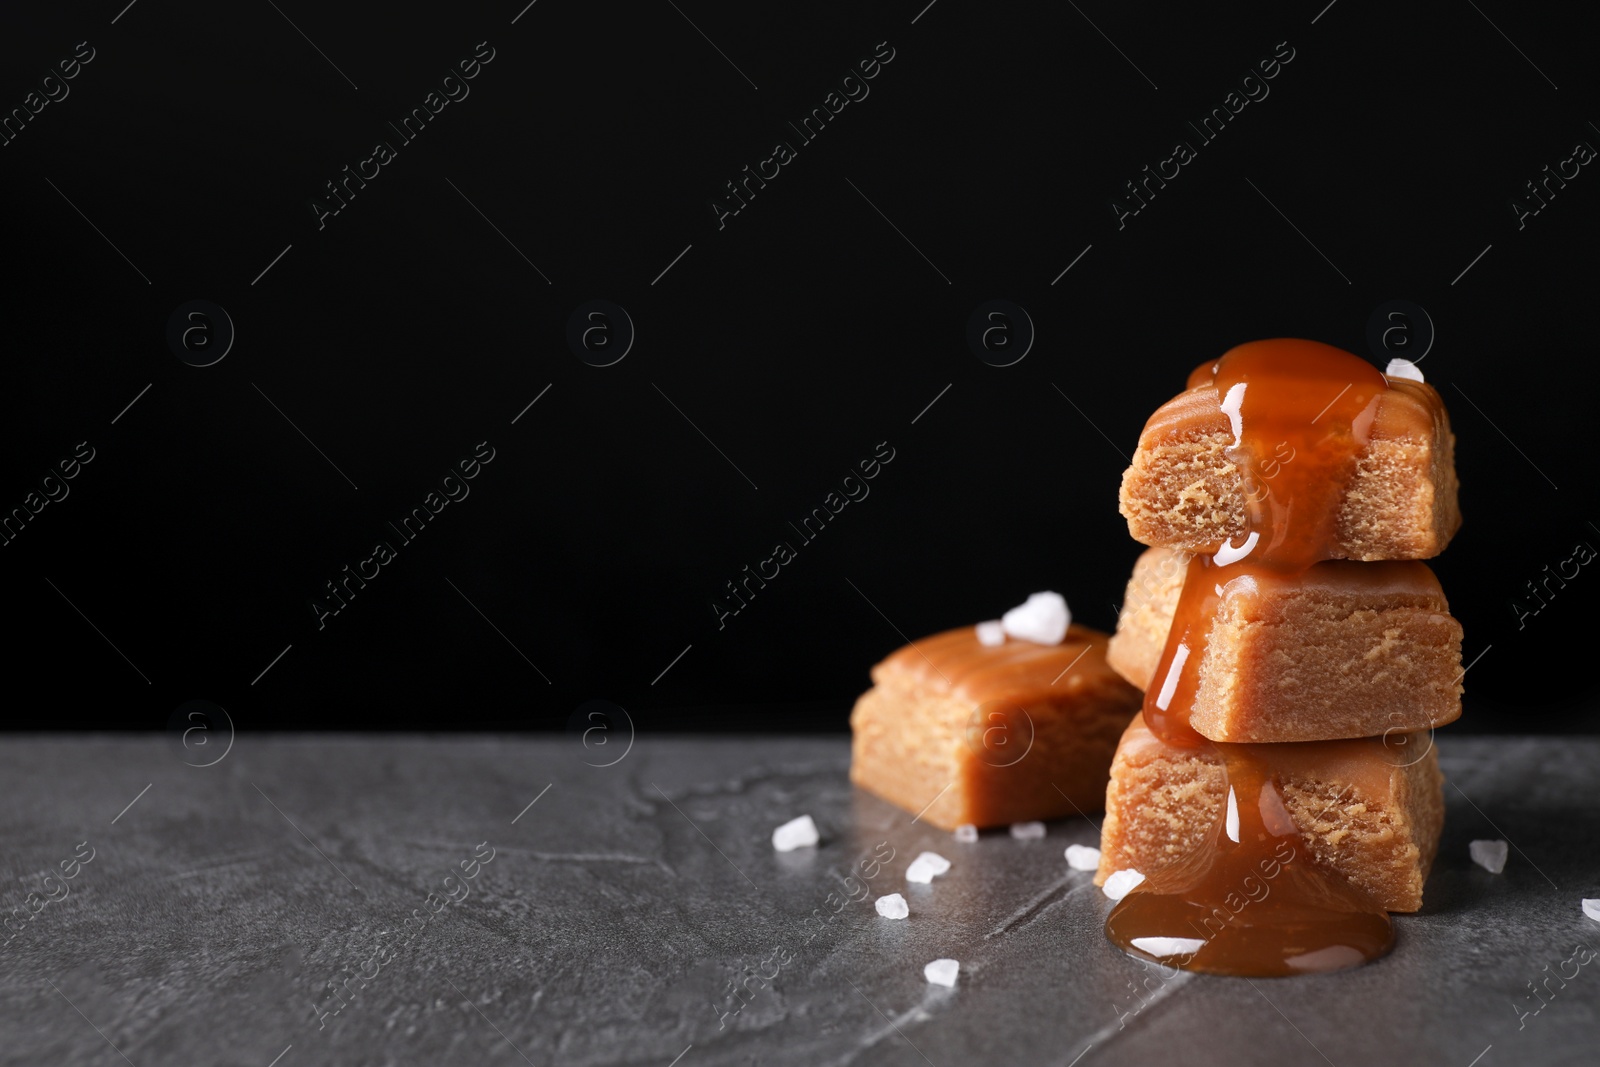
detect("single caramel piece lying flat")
[1108,546,1464,743]
[850,625,1141,830]
[1118,369,1460,561]
[1095,714,1444,912]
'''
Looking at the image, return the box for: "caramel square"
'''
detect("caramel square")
[850,625,1141,829]
[1118,378,1460,560]
[1108,547,1464,743]
[1094,713,1444,912]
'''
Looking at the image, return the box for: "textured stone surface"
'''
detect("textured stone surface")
[0,735,1597,1066]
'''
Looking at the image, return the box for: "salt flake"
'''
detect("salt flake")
[771,815,819,852]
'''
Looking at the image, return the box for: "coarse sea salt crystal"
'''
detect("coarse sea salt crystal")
[953,824,979,843]
[1386,358,1425,383]
[905,851,952,884]
[875,893,909,919]
[1583,899,1600,923]
[771,814,819,852]
[1001,592,1070,645]
[1469,839,1509,874]
[1065,844,1101,871]
[976,620,1005,647]
[1010,821,1046,841]
[924,958,960,987]
[1103,868,1145,901]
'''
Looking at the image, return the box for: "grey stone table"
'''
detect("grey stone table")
[1,735,1597,1067]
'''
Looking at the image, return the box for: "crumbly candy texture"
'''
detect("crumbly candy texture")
[1107,547,1464,743]
[849,625,1142,830]
[1117,380,1461,561]
[1094,714,1445,912]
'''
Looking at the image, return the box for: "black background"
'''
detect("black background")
[1,0,1594,733]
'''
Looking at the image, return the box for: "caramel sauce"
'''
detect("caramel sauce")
[872,624,1115,705]
[1108,339,1400,976]
[1185,359,1218,390]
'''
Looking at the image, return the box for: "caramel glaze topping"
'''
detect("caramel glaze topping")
[1107,339,1403,976]
[1165,352,1456,558]
[872,624,1113,705]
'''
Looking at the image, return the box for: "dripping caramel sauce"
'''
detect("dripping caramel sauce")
[1106,339,1398,977]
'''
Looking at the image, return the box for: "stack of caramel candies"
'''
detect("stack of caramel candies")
[1094,339,1464,976]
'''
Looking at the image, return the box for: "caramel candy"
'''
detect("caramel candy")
[849,625,1141,830]
[1118,371,1460,561]
[1108,546,1464,743]
[1095,714,1444,912]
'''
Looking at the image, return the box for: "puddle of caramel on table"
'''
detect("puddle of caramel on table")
[1107,339,1398,977]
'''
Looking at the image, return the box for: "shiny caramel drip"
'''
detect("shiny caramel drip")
[1105,749,1393,977]
[1109,338,1399,976]
[1213,340,1387,572]
[1138,554,1220,749]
